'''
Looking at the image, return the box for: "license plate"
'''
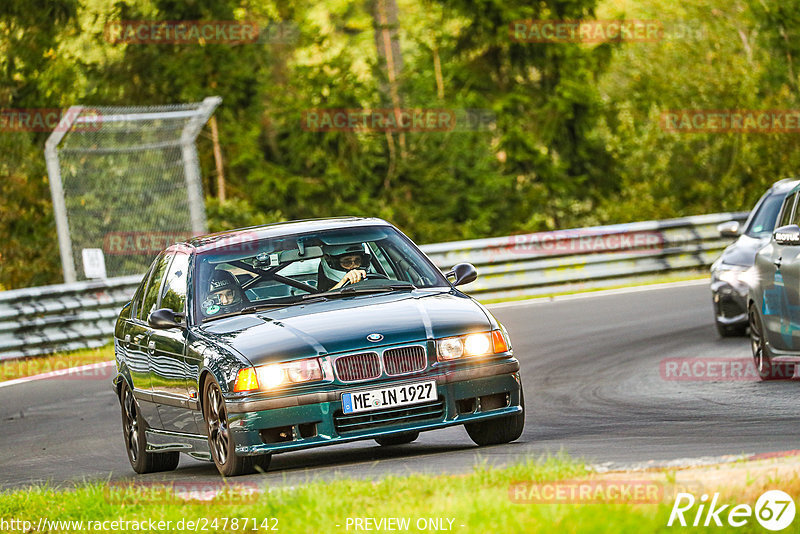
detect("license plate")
[342,380,437,414]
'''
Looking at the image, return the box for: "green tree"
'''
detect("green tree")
[0,0,79,288]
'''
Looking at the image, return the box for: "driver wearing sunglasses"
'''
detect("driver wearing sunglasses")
[319,243,372,291]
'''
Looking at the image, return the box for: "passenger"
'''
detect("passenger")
[202,270,247,317]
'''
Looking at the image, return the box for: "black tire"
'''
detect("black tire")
[465,388,525,446]
[749,305,795,381]
[119,381,180,474]
[203,378,271,476]
[715,319,747,338]
[375,431,419,446]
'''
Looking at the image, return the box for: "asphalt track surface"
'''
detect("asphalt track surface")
[2,280,799,490]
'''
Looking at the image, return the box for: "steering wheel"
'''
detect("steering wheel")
[340,272,389,286]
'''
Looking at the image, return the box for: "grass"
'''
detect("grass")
[0,453,788,533]
[0,344,114,383]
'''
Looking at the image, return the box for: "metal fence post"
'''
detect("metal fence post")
[181,96,221,236]
[44,106,82,283]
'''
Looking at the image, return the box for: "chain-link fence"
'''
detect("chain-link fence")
[45,97,220,282]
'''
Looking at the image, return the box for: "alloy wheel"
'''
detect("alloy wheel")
[206,383,229,466]
[123,387,139,463]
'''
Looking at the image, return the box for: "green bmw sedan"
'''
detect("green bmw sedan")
[112,217,525,476]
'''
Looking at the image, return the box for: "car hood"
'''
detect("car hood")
[716,234,768,268]
[198,290,493,365]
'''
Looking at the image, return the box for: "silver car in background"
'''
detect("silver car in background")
[711,179,798,337]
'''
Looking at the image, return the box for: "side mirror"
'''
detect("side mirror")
[148,308,185,329]
[446,263,478,286]
[773,224,800,246]
[717,220,740,238]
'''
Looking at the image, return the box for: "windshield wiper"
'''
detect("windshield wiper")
[239,303,295,313]
[342,283,414,294]
[294,295,330,304]
[302,283,414,300]
[203,299,309,323]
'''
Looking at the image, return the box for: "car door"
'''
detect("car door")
[779,201,800,351]
[120,263,154,419]
[129,252,172,428]
[763,191,798,350]
[149,246,196,433]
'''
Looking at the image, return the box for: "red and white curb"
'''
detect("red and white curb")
[592,450,800,472]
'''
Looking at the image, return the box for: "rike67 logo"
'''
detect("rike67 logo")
[668,490,796,530]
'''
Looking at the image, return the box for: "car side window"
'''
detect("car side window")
[779,192,797,228]
[159,251,190,314]
[139,253,171,322]
[130,260,156,320]
[791,195,800,227]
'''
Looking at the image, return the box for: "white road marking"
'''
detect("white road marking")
[486,278,709,310]
[0,360,116,389]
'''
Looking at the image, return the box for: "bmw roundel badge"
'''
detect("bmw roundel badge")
[367,333,384,342]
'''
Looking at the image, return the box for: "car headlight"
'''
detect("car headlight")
[436,330,511,361]
[234,358,323,392]
[718,266,757,288]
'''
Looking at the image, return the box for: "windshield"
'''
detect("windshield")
[745,192,787,238]
[193,225,448,322]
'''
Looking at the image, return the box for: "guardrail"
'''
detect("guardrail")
[0,276,141,360]
[420,212,748,301]
[0,212,747,360]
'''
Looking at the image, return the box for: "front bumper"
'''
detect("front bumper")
[225,359,522,456]
[711,280,748,326]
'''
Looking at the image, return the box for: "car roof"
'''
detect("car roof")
[187,217,393,253]
[773,178,800,195]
